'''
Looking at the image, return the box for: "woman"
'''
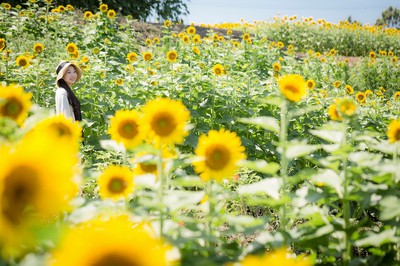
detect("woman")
[55,61,82,122]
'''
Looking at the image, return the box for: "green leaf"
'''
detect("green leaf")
[310,129,344,143]
[289,105,322,118]
[311,169,343,198]
[355,228,399,247]
[259,96,282,107]
[237,178,282,199]
[238,116,280,134]
[238,159,280,175]
[99,139,125,153]
[285,142,321,159]
[379,196,400,220]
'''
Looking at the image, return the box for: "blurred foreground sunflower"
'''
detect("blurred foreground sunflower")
[0,84,32,125]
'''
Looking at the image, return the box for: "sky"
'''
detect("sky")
[183,0,400,25]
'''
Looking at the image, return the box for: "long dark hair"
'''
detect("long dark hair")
[57,79,82,121]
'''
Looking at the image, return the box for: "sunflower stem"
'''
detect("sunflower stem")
[206,181,214,253]
[279,98,288,241]
[157,147,165,237]
[342,122,352,266]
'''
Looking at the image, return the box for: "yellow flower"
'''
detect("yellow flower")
[338,98,357,117]
[99,3,108,12]
[329,48,336,56]
[278,74,307,102]
[166,50,178,62]
[273,62,281,72]
[164,20,171,27]
[142,51,153,62]
[243,33,250,41]
[306,79,316,90]
[83,10,93,19]
[212,63,225,76]
[108,109,144,149]
[107,9,117,18]
[153,37,160,44]
[0,134,79,256]
[15,55,31,68]
[192,34,201,43]
[355,92,366,104]
[146,38,152,46]
[0,38,6,51]
[0,84,32,125]
[48,216,169,266]
[98,165,134,201]
[192,46,200,55]
[193,128,246,182]
[131,147,175,176]
[141,98,190,146]
[80,55,89,63]
[28,115,82,149]
[66,4,73,11]
[187,26,196,35]
[33,43,44,53]
[387,120,400,143]
[333,80,341,88]
[125,64,135,73]
[345,85,354,94]
[392,56,398,63]
[369,51,376,59]
[3,3,11,10]
[327,104,342,121]
[115,78,124,86]
[394,91,400,100]
[126,52,137,62]
[66,42,78,54]
[241,248,312,266]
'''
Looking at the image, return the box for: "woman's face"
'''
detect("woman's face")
[63,66,78,86]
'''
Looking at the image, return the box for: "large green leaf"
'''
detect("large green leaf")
[237,177,282,199]
[238,116,280,134]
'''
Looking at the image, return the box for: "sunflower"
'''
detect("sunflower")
[272,62,281,72]
[0,84,32,125]
[153,37,160,44]
[192,46,200,55]
[278,74,307,102]
[115,78,124,86]
[243,33,250,41]
[333,80,341,88]
[48,215,169,266]
[15,55,30,68]
[369,51,377,59]
[0,134,79,256]
[164,20,171,27]
[338,98,357,117]
[327,103,342,121]
[186,26,196,35]
[193,128,246,182]
[141,98,190,146]
[33,43,44,53]
[166,50,178,63]
[80,55,89,63]
[387,120,400,143]
[65,42,78,54]
[83,10,92,19]
[241,248,312,266]
[99,3,108,12]
[28,115,82,148]
[212,63,225,76]
[0,38,5,51]
[355,92,366,104]
[392,56,398,63]
[182,35,190,44]
[66,4,73,11]
[142,51,152,62]
[345,85,354,94]
[3,3,11,10]
[329,48,337,56]
[97,165,134,201]
[306,79,316,90]
[394,91,400,100]
[126,52,137,62]
[192,34,201,44]
[108,109,144,149]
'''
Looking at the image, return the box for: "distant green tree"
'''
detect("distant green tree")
[375,6,400,28]
[6,0,190,22]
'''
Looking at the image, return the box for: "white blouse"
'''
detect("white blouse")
[55,88,75,121]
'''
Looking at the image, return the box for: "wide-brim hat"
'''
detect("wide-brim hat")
[55,60,82,84]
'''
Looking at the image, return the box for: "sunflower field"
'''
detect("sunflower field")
[1,1,400,266]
